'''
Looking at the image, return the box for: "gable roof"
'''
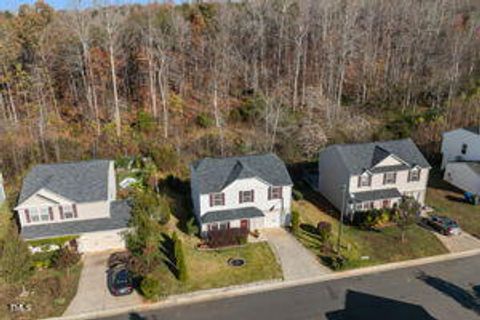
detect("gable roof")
[191,153,292,194]
[18,160,111,205]
[323,138,430,175]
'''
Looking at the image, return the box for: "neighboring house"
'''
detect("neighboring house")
[0,173,5,204]
[190,153,293,236]
[441,126,480,169]
[15,160,131,253]
[444,162,480,194]
[441,126,480,194]
[318,139,431,216]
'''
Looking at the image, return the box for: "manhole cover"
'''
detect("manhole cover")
[227,258,246,267]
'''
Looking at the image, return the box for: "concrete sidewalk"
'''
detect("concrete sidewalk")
[263,228,331,280]
[50,248,480,320]
[434,231,480,253]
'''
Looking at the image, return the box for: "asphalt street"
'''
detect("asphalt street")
[102,254,480,320]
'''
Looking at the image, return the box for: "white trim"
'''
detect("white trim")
[15,188,75,210]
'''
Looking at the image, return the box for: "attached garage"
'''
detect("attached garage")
[444,162,480,194]
[77,228,128,253]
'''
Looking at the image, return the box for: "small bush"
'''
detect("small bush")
[0,224,33,284]
[52,247,81,270]
[173,232,187,282]
[206,228,249,248]
[196,112,215,128]
[140,275,161,300]
[186,217,199,236]
[316,221,332,243]
[322,254,346,270]
[292,189,304,201]
[291,210,300,235]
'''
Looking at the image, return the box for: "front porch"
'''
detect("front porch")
[350,188,403,213]
[200,207,266,237]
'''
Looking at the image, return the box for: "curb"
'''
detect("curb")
[47,248,480,320]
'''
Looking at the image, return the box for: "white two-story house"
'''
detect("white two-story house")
[15,160,131,252]
[190,153,293,236]
[441,126,480,169]
[318,139,431,217]
[441,126,480,194]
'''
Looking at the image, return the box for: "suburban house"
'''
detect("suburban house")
[441,126,480,169]
[0,173,5,204]
[441,126,480,194]
[318,138,431,216]
[190,153,293,236]
[15,160,131,253]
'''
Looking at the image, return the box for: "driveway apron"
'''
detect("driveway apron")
[64,252,143,316]
[263,228,331,280]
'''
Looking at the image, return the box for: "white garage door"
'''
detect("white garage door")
[77,229,126,253]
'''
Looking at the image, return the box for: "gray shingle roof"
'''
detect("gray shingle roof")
[21,200,131,239]
[464,126,480,135]
[201,207,265,223]
[324,138,430,175]
[18,160,111,204]
[351,188,403,202]
[191,153,292,194]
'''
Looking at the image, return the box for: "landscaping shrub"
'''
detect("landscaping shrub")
[292,189,304,201]
[206,228,249,248]
[186,217,199,236]
[316,221,332,243]
[172,232,187,282]
[291,210,300,235]
[321,254,346,270]
[196,112,215,128]
[140,275,161,300]
[52,247,81,270]
[0,224,32,284]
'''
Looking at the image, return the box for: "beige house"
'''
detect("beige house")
[15,160,131,253]
[318,139,431,217]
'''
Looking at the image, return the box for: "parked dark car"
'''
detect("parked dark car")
[107,265,134,296]
[422,215,461,236]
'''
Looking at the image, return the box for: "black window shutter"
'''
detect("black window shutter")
[209,194,213,206]
[25,209,31,223]
[73,204,78,218]
[221,193,225,205]
[239,191,243,203]
[358,176,362,187]
[268,187,272,200]
[59,206,64,219]
[251,190,255,202]
[48,207,54,220]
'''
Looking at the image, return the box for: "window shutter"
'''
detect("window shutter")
[279,186,283,199]
[268,187,272,200]
[383,174,387,185]
[358,176,362,188]
[221,193,225,205]
[407,171,411,182]
[209,194,213,207]
[72,204,78,218]
[48,207,54,220]
[239,191,243,203]
[59,206,64,219]
[25,209,31,223]
[393,172,397,183]
[251,190,255,202]
[417,169,421,181]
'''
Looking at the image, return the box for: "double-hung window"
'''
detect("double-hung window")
[62,204,75,219]
[358,174,371,188]
[383,172,397,185]
[268,186,283,200]
[29,207,50,222]
[209,193,225,207]
[239,190,254,203]
[408,168,421,182]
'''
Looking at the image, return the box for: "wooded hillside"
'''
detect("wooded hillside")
[0,0,479,183]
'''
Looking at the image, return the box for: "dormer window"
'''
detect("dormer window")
[358,173,371,188]
[383,172,397,185]
[408,168,421,182]
[461,143,468,155]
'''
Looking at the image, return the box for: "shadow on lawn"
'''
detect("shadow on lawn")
[159,232,178,278]
[445,194,467,204]
[417,272,480,315]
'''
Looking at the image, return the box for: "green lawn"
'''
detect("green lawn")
[426,174,480,238]
[149,240,282,298]
[293,198,448,270]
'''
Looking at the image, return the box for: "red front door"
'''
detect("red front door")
[240,219,249,230]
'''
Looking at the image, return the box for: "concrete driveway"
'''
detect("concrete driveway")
[263,228,331,280]
[64,252,143,316]
[433,231,480,253]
